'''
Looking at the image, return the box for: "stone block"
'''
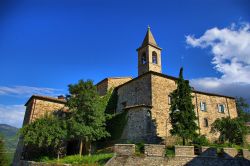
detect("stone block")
[243,149,250,160]
[223,148,238,158]
[144,144,165,157]
[114,144,135,156]
[200,146,217,157]
[175,145,194,156]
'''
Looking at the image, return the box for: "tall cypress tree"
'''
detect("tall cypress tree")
[169,68,199,145]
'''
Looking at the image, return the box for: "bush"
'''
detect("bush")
[38,153,113,165]
[135,142,145,155]
[192,135,209,146]
[165,146,175,157]
[211,117,248,145]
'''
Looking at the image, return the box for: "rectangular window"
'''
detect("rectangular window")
[200,102,207,111]
[218,104,225,113]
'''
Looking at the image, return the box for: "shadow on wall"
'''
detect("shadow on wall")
[108,144,250,166]
[185,147,250,166]
[122,108,163,144]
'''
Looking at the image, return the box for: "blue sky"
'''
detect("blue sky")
[0,0,250,127]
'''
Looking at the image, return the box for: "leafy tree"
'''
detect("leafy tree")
[169,67,199,145]
[0,135,8,166]
[20,114,67,160]
[236,97,250,122]
[66,80,110,156]
[210,117,248,145]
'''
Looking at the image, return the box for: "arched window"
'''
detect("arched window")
[141,52,146,64]
[146,110,152,133]
[152,51,157,64]
[204,118,208,127]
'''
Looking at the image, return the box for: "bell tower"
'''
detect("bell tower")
[137,26,162,76]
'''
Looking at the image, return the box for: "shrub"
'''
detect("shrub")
[192,135,209,146]
[38,153,113,165]
[135,142,145,155]
[165,146,175,157]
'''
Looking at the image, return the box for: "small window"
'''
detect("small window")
[218,104,225,113]
[152,51,157,64]
[204,118,208,127]
[168,95,172,105]
[146,110,151,118]
[142,53,147,64]
[200,102,207,111]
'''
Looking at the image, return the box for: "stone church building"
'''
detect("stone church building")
[14,28,238,163]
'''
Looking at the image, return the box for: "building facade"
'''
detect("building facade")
[96,27,238,143]
[14,28,238,164]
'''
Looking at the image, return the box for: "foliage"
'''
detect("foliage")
[37,153,113,165]
[106,111,128,140]
[0,135,8,166]
[210,117,248,145]
[165,146,175,157]
[105,88,118,114]
[236,97,250,122]
[192,135,209,146]
[169,67,199,145]
[66,80,110,155]
[20,114,67,158]
[135,142,145,155]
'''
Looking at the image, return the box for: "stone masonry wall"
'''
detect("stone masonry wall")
[194,93,230,140]
[151,74,177,140]
[144,144,165,157]
[96,77,132,96]
[28,99,65,123]
[117,74,152,113]
[121,107,158,143]
[107,144,250,166]
[150,73,238,142]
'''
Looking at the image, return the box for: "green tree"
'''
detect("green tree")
[0,136,8,166]
[169,67,199,145]
[66,80,110,156]
[236,97,250,122]
[210,117,248,145]
[20,114,67,160]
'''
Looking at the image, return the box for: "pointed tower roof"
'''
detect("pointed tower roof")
[137,26,161,50]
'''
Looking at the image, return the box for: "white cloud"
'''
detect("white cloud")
[186,22,250,102]
[0,85,63,97]
[0,104,25,128]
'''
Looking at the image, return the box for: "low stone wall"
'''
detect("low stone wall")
[223,148,238,158]
[114,144,135,156]
[144,144,165,157]
[106,155,250,166]
[19,160,71,166]
[175,145,194,156]
[106,144,250,166]
[243,149,250,160]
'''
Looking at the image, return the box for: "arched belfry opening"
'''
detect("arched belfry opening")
[152,51,157,64]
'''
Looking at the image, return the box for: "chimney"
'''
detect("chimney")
[58,95,65,100]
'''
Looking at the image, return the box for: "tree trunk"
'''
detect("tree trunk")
[88,142,91,156]
[79,139,83,156]
[182,137,185,145]
[57,151,60,162]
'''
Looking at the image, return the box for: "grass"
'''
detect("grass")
[37,153,114,166]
